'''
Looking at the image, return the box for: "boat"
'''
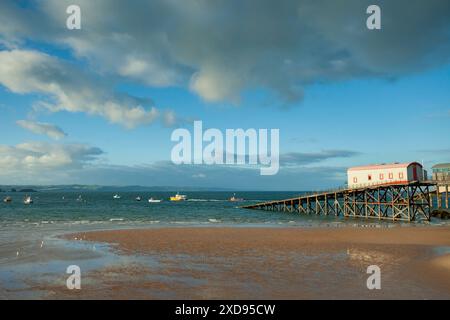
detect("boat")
[23,195,33,205]
[229,193,244,202]
[148,197,162,203]
[170,193,187,202]
[135,196,142,201]
[3,196,12,203]
[76,195,83,202]
[113,194,121,199]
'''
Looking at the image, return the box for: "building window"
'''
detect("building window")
[379,173,384,180]
[389,173,393,179]
[353,177,358,183]
[399,172,404,179]
[368,174,372,181]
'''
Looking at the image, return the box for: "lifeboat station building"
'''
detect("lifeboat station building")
[347,162,425,189]
[432,163,450,194]
[432,163,450,182]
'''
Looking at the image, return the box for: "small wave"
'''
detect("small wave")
[170,221,198,224]
[70,220,90,225]
[109,218,125,222]
[208,219,221,223]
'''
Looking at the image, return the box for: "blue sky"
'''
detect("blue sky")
[0,0,449,190]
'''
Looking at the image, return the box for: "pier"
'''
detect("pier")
[242,181,444,222]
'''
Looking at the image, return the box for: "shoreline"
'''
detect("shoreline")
[55,225,450,299]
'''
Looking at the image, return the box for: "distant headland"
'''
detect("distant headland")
[0,185,232,193]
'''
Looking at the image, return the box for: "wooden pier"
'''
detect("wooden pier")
[242,181,440,222]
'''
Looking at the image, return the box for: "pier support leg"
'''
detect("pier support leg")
[446,185,449,209]
[430,193,434,210]
[315,196,319,215]
[334,193,338,216]
[437,188,441,209]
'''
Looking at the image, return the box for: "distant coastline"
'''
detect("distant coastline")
[0,185,235,193]
[0,188,37,193]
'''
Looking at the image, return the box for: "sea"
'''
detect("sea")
[0,191,346,231]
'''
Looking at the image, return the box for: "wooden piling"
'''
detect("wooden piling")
[446,185,449,209]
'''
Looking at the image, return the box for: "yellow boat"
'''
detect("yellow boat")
[170,193,187,201]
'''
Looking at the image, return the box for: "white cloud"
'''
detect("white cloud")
[0,142,103,172]
[189,68,243,103]
[1,0,449,105]
[16,119,67,140]
[118,55,178,87]
[0,49,159,128]
[280,150,361,166]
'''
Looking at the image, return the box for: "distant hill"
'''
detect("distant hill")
[0,185,233,192]
[0,187,37,193]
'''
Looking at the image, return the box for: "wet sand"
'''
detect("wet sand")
[51,226,450,299]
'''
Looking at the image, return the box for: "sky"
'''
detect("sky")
[0,0,449,190]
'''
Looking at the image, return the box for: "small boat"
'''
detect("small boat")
[229,193,244,202]
[23,195,33,205]
[170,193,187,202]
[135,196,142,201]
[3,196,12,203]
[148,197,162,203]
[113,194,121,199]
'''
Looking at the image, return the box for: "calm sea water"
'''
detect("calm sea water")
[0,191,314,228]
[1,190,447,232]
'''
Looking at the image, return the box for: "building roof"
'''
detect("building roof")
[432,163,450,169]
[348,162,422,172]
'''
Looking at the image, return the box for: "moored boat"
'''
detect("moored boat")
[170,193,187,202]
[23,195,33,205]
[229,193,244,202]
[3,196,12,203]
[136,196,142,201]
[113,194,121,199]
[148,197,162,203]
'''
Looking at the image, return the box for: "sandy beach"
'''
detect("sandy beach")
[44,226,450,300]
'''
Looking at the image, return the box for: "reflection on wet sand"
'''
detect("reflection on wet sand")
[2,226,449,299]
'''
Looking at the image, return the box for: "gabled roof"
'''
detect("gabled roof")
[348,162,422,172]
[432,163,450,169]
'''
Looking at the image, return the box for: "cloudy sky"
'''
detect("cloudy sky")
[0,0,449,190]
